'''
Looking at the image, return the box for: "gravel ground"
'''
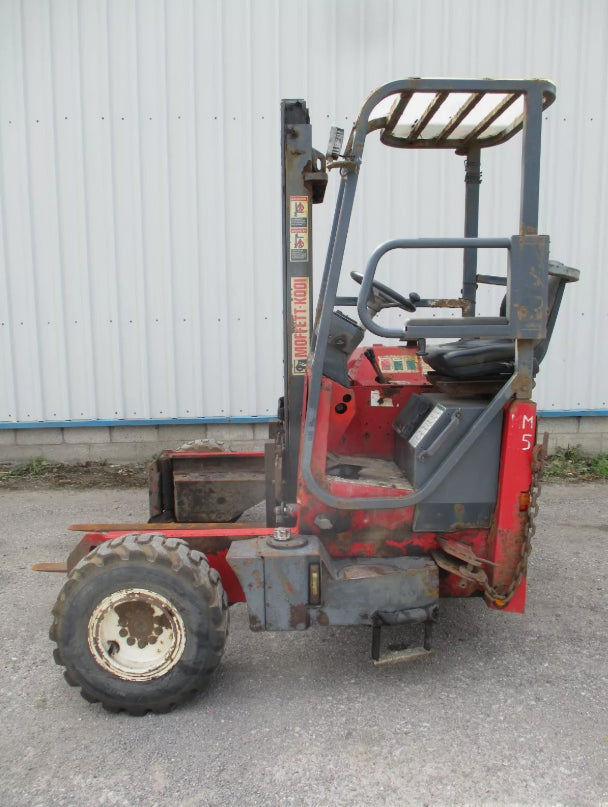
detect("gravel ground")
[0,483,606,807]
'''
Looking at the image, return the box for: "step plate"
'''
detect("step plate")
[373,646,433,667]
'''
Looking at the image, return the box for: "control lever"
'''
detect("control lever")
[363,347,390,384]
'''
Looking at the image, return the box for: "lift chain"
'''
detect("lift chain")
[482,432,548,607]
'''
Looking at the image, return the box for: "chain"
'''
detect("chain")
[482,432,548,607]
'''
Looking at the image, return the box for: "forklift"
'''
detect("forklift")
[47,78,579,714]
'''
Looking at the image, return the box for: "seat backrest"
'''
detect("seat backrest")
[534,261,580,368]
[424,261,579,384]
[498,261,579,372]
[534,274,566,366]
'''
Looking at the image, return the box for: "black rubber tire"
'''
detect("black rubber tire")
[50,534,228,715]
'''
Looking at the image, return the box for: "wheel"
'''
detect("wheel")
[50,534,228,715]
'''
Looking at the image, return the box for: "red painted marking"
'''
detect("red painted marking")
[488,400,536,613]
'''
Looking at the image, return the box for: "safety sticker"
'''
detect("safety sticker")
[291,276,310,374]
[370,389,393,407]
[290,195,309,262]
[409,404,445,448]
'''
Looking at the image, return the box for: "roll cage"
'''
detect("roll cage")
[300,78,560,511]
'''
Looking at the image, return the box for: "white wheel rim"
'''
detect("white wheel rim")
[87,589,186,681]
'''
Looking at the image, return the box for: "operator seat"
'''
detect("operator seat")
[422,263,579,380]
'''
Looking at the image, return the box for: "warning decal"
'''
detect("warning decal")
[370,389,394,407]
[290,195,309,262]
[410,404,446,448]
[378,355,420,374]
[291,276,310,374]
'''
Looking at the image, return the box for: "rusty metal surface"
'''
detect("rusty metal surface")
[425,374,506,396]
[406,91,449,142]
[371,81,555,151]
[435,92,483,141]
[418,298,472,312]
[460,92,520,147]
[314,556,438,628]
[228,536,439,632]
[87,587,186,682]
[69,522,268,532]
[149,451,266,523]
[147,461,162,519]
[325,454,413,490]
[31,562,68,573]
[372,646,432,667]
[115,598,170,648]
[226,541,266,631]
[431,548,488,585]
[437,537,496,567]
[173,471,265,522]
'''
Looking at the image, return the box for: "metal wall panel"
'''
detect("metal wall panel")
[0,0,606,424]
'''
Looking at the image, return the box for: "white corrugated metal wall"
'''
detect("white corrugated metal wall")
[1,0,606,425]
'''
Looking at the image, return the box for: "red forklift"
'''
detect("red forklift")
[48,78,579,714]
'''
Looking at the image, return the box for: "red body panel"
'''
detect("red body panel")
[332,345,431,457]
[295,348,536,608]
[67,346,536,614]
[69,526,277,604]
[486,400,537,613]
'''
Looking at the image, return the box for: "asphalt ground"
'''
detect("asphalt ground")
[0,483,606,807]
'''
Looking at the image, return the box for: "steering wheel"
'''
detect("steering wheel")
[350,270,417,313]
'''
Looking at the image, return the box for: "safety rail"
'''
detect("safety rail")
[356,236,549,341]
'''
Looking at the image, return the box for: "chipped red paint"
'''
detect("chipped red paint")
[486,400,536,613]
[65,525,277,604]
[294,360,539,609]
[329,345,430,458]
[66,357,538,616]
[347,345,430,388]
[205,549,246,604]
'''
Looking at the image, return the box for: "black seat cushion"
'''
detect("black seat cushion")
[420,273,570,381]
[424,338,522,379]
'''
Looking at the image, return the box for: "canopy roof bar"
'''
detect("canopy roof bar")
[385,92,414,134]
[436,93,484,143]
[460,92,521,146]
[350,79,556,154]
[407,91,449,142]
